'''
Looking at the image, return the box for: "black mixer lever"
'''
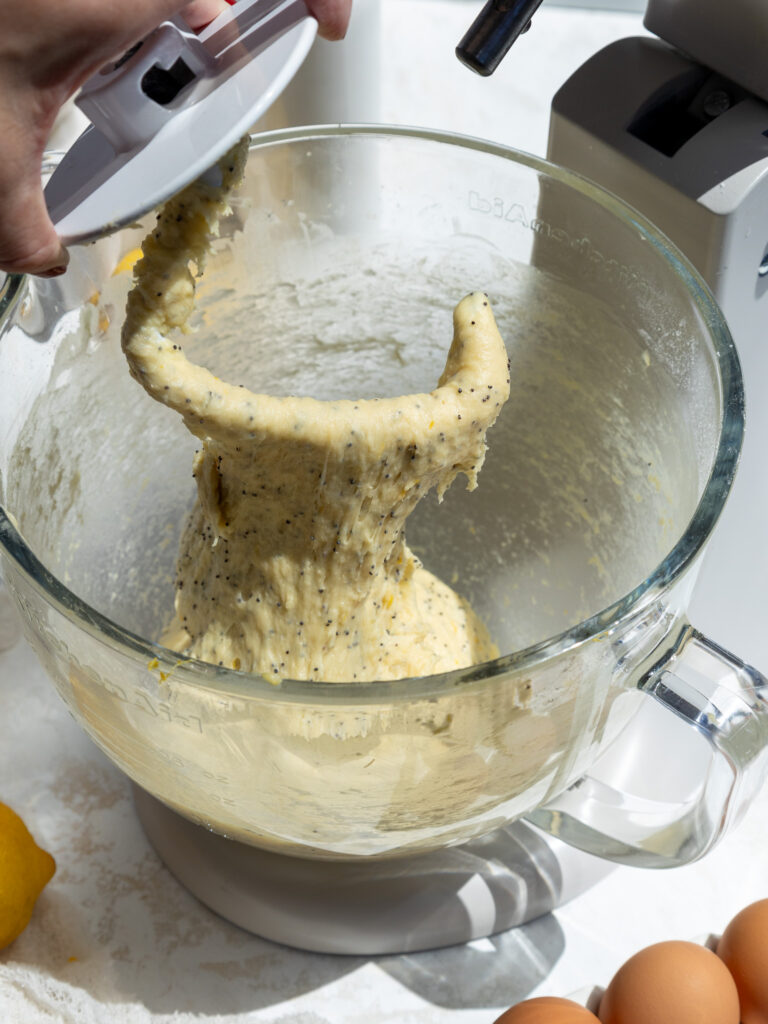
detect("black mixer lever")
[456,0,544,76]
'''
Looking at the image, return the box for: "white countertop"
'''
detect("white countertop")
[3,3,768,1021]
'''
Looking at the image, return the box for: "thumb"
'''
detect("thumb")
[0,110,68,277]
[307,0,352,40]
[0,180,69,278]
[183,0,230,30]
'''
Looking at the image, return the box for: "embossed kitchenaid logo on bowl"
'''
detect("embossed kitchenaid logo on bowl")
[100,678,204,733]
[467,191,653,299]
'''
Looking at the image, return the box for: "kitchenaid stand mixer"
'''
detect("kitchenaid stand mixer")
[547,0,768,672]
[2,0,768,959]
[150,1,768,953]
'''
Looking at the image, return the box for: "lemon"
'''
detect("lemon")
[0,801,56,949]
[112,247,144,277]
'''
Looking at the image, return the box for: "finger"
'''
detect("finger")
[184,0,351,38]
[307,0,352,40]
[0,109,68,276]
[0,184,68,277]
[0,170,69,277]
[183,0,230,30]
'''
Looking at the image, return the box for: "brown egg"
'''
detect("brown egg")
[717,898,768,1024]
[598,940,740,1024]
[494,996,600,1023]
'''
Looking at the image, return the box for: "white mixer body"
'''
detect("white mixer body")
[645,0,768,105]
[548,34,768,672]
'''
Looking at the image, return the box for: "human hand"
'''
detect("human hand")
[0,0,352,277]
[303,0,352,41]
[186,0,352,39]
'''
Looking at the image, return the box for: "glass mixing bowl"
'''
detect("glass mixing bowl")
[1,127,766,865]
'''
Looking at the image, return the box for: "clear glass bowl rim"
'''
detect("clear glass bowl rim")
[0,124,744,703]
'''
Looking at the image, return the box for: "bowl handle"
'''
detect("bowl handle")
[525,623,768,867]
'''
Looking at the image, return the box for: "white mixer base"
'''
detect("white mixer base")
[133,786,610,954]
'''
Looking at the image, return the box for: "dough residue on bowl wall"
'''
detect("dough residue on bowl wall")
[120,140,511,683]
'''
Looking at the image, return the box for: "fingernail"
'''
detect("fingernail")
[38,265,67,278]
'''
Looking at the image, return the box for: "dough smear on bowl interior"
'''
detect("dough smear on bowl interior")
[121,140,511,683]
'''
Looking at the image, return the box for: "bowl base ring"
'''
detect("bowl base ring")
[132,785,610,955]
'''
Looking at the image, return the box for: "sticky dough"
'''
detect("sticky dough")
[121,140,511,682]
